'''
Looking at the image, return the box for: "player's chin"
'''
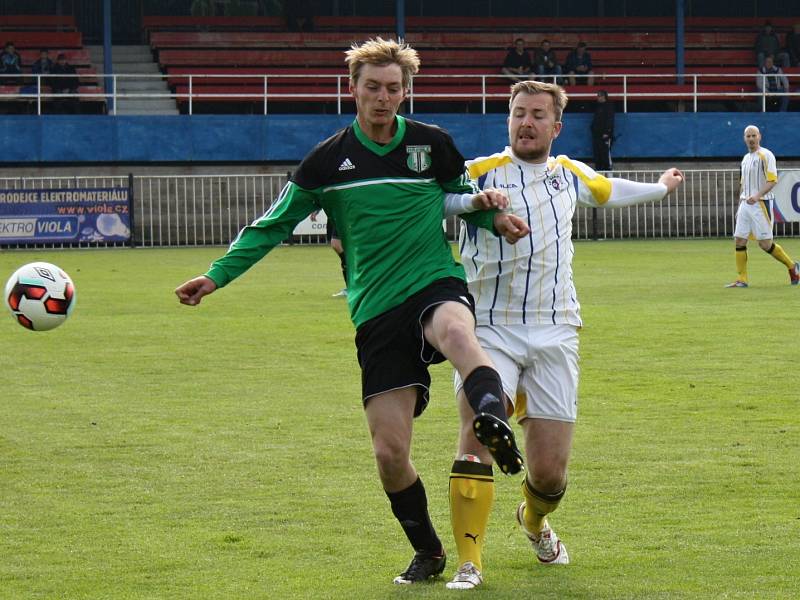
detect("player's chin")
[512,142,541,160]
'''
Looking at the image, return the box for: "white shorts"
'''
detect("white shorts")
[734,200,773,241]
[454,324,579,423]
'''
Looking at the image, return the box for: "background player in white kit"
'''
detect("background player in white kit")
[445,80,685,589]
[725,125,799,288]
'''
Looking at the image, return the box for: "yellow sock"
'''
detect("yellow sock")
[521,477,565,536]
[767,243,795,269]
[449,459,494,571]
[735,247,748,283]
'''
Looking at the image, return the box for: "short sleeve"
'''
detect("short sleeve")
[433,128,468,184]
[765,150,778,182]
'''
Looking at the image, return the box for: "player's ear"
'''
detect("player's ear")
[552,121,563,139]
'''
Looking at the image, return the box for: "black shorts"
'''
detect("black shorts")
[355,277,475,417]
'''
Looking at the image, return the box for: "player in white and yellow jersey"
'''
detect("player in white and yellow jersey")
[725,125,800,288]
[445,80,685,590]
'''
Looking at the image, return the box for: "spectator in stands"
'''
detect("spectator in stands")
[51,53,80,113]
[1,41,22,83]
[534,39,562,83]
[756,54,790,112]
[591,90,614,171]
[564,42,594,86]
[31,49,54,89]
[786,23,800,67]
[754,21,789,69]
[502,38,534,82]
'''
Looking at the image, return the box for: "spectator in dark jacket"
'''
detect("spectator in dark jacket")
[51,53,80,113]
[534,39,562,83]
[31,49,55,89]
[1,41,23,83]
[756,54,790,112]
[754,22,789,68]
[591,90,615,171]
[564,42,594,86]
[502,38,534,82]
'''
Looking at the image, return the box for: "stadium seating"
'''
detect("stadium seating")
[143,15,793,112]
[0,15,104,112]
[0,14,77,31]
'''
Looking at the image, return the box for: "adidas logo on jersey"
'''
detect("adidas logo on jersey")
[338,158,356,171]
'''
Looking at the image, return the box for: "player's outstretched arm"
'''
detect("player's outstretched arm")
[175,275,218,306]
[493,213,530,244]
[658,168,685,194]
[598,168,685,209]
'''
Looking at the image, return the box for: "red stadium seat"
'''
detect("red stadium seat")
[0,31,82,49]
[0,14,77,31]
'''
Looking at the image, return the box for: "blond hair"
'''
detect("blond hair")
[345,37,420,89]
[509,80,568,121]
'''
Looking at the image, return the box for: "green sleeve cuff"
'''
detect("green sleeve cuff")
[461,209,499,236]
[204,266,230,288]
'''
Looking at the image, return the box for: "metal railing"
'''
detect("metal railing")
[1,169,797,249]
[1,72,798,114]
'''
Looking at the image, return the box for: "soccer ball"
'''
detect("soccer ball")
[4,262,76,331]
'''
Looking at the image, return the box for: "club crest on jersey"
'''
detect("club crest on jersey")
[406,145,432,173]
[546,174,564,191]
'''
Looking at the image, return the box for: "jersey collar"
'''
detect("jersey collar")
[353,115,406,156]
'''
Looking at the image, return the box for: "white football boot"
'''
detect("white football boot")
[515,502,569,564]
[445,561,483,590]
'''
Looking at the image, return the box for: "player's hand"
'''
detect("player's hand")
[472,188,509,211]
[659,168,685,194]
[175,275,217,306]
[745,195,758,205]
[494,213,530,244]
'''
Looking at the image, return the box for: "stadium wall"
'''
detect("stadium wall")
[3,113,799,164]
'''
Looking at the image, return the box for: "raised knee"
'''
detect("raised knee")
[528,469,567,495]
[441,320,472,349]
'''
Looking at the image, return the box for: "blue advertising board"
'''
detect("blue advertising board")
[0,187,131,244]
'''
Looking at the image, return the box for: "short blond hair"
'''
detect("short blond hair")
[509,80,568,121]
[345,37,420,89]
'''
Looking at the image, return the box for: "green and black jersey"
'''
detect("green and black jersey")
[206,115,497,328]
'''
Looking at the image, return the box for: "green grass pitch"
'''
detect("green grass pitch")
[1,240,799,599]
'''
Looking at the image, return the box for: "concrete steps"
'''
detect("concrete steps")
[87,45,178,115]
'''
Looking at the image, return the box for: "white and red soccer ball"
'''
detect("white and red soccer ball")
[4,262,75,331]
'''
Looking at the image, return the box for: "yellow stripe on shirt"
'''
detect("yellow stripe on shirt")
[757,150,778,182]
[553,155,612,205]
[467,153,514,180]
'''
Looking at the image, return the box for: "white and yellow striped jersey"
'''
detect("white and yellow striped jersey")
[460,147,667,327]
[740,146,777,201]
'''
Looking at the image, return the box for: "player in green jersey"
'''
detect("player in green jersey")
[175,37,530,585]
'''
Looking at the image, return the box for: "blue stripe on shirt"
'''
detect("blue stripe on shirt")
[519,165,534,325]
[544,171,561,324]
